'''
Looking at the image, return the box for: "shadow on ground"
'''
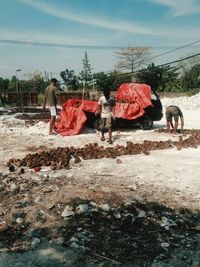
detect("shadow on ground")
[0,198,200,267]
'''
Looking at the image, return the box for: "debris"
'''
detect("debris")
[61,205,75,218]
[7,129,200,170]
[18,168,25,174]
[161,242,170,249]
[0,221,8,233]
[161,216,177,230]
[34,166,41,172]
[99,204,110,212]
[16,217,23,224]
[116,158,122,164]
[76,204,91,214]
[35,209,46,222]
[31,238,40,250]
[9,165,15,172]
[10,182,19,193]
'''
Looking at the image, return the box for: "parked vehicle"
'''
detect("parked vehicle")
[56,83,163,136]
[93,83,163,131]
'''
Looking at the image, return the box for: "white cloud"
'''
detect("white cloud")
[150,0,200,16]
[18,0,156,35]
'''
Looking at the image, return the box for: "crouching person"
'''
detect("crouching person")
[96,90,115,144]
[165,105,184,133]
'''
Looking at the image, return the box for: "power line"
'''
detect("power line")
[111,51,200,77]
[150,39,200,60]
[0,39,122,50]
[156,51,200,67]
[0,38,200,51]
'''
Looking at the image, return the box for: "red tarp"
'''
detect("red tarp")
[55,83,152,136]
[55,99,99,136]
[114,83,152,120]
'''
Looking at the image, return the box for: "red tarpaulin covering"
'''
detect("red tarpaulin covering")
[55,83,152,136]
[55,99,99,136]
[114,83,152,120]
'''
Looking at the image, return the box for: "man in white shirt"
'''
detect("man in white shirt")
[96,90,115,144]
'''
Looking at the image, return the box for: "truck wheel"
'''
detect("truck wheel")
[140,115,153,130]
[94,118,101,131]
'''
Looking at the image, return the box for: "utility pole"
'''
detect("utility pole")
[16,69,24,113]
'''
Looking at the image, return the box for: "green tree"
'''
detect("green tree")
[136,63,161,90]
[94,71,130,91]
[80,51,93,89]
[137,64,179,92]
[22,71,48,93]
[60,69,79,90]
[180,63,200,90]
[159,65,179,92]
[178,52,200,76]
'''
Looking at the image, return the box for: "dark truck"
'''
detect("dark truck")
[91,83,163,131]
[56,83,163,136]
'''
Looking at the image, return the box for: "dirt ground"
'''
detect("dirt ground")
[0,108,200,266]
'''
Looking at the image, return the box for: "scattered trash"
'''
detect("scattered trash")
[99,204,110,212]
[116,158,122,164]
[18,168,25,174]
[0,221,8,233]
[161,242,170,249]
[16,217,23,224]
[61,205,75,218]
[76,204,91,214]
[9,165,15,172]
[31,238,40,250]
[33,166,41,173]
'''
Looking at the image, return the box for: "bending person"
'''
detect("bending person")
[165,105,184,133]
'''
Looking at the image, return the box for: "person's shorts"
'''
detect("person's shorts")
[49,106,57,117]
[100,117,112,130]
[165,108,179,122]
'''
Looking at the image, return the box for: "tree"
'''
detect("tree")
[180,63,200,90]
[0,78,10,103]
[22,72,48,93]
[94,71,131,91]
[136,63,161,91]
[178,52,200,76]
[136,63,179,91]
[115,46,151,81]
[60,69,79,90]
[159,65,179,92]
[80,51,93,89]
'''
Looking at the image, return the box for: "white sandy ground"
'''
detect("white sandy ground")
[0,97,200,210]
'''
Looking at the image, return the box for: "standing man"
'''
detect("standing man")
[165,105,184,133]
[43,78,61,135]
[96,90,115,144]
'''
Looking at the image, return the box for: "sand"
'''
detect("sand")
[0,100,200,210]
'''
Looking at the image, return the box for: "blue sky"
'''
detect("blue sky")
[0,0,200,79]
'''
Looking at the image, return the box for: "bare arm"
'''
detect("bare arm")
[180,116,184,130]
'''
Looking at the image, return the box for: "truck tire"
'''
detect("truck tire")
[140,115,153,130]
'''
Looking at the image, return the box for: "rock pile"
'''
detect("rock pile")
[7,129,200,170]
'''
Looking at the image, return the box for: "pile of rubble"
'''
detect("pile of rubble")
[7,129,200,170]
[0,185,199,265]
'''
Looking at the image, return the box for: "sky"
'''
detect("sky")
[0,0,200,80]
